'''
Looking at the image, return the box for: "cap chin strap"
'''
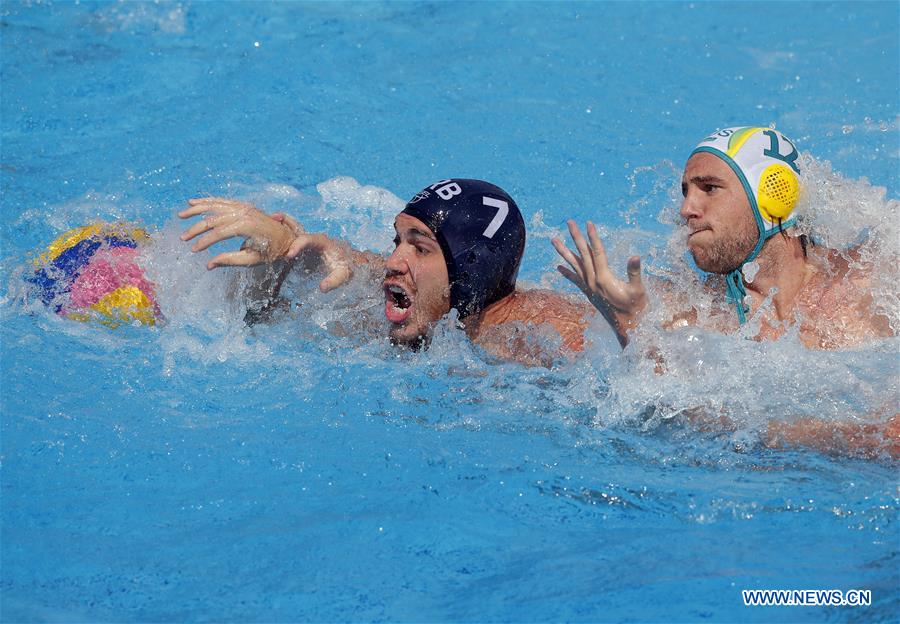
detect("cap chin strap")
[725,217,796,324]
[725,269,750,325]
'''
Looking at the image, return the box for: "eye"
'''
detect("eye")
[701,182,720,194]
[415,245,429,255]
[681,182,688,197]
[392,236,400,247]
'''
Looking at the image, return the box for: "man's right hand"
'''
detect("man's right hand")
[552,220,647,347]
[270,212,352,293]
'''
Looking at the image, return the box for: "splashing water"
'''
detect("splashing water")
[13,161,896,461]
[2,3,897,620]
[568,152,900,459]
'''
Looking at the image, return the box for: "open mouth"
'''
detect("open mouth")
[384,283,413,324]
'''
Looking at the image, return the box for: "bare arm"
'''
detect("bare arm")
[763,414,899,460]
[470,290,593,368]
[684,407,899,460]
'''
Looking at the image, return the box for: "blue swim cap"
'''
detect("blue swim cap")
[401,179,525,318]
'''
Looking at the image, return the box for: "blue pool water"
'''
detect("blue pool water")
[2,1,898,622]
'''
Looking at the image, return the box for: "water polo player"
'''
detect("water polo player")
[178,179,590,366]
[554,125,893,349]
[553,125,897,456]
[28,222,161,327]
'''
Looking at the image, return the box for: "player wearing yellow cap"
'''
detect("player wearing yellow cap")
[553,125,892,349]
[553,126,896,457]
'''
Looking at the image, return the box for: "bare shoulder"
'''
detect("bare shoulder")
[797,247,894,348]
[507,288,593,317]
[481,289,594,353]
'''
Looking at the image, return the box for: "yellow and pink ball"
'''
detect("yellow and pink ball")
[30,223,160,326]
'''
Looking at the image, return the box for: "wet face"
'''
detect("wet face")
[382,213,451,348]
[680,152,759,274]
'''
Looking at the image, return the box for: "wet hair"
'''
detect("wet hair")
[800,233,813,258]
[774,219,813,258]
[401,179,526,318]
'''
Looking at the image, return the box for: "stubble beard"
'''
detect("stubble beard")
[388,321,431,351]
[690,224,759,274]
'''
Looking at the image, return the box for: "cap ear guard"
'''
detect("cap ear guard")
[757,163,799,222]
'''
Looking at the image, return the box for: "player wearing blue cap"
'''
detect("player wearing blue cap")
[179,179,589,366]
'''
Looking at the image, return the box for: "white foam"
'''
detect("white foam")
[92,1,187,34]
[140,222,276,370]
[796,153,900,331]
[313,176,405,252]
[15,191,148,238]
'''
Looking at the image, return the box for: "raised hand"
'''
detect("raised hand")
[552,220,647,347]
[179,197,297,269]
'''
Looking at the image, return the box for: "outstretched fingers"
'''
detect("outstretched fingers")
[556,264,586,292]
[282,233,352,291]
[179,198,248,244]
[190,221,240,252]
[552,237,585,283]
[187,196,242,208]
[567,220,596,288]
[285,232,318,260]
[179,197,238,218]
[626,255,642,287]
[180,214,222,242]
[206,249,263,270]
[178,201,214,219]
[319,239,353,292]
[319,265,352,293]
[586,221,612,278]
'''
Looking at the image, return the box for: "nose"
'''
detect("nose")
[680,187,703,222]
[385,245,410,275]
